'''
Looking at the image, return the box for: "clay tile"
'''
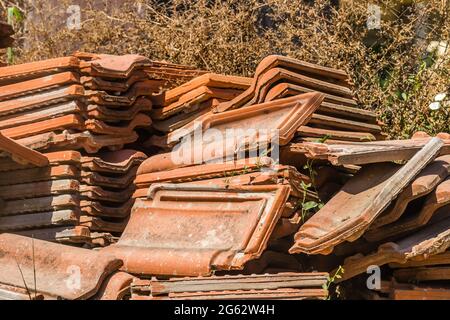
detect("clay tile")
[0,72,80,101]
[131,272,328,300]
[104,184,290,276]
[0,132,49,167]
[290,138,444,255]
[0,57,80,85]
[0,233,121,299]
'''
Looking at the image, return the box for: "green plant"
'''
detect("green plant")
[6,6,23,63]
[322,265,345,300]
[296,179,324,224]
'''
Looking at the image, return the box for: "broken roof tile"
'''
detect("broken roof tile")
[0,164,79,186]
[80,185,135,203]
[133,288,328,300]
[135,157,274,188]
[81,198,134,218]
[84,113,151,136]
[1,114,85,139]
[80,216,128,233]
[290,138,444,255]
[264,82,358,108]
[0,85,84,117]
[2,193,79,216]
[0,101,83,130]
[151,86,244,120]
[15,130,139,154]
[369,155,450,229]
[297,126,377,143]
[166,92,324,149]
[86,98,152,121]
[157,73,251,106]
[365,178,450,241]
[81,149,146,173]
[79,54,151,78]
[81,167,137,188]
[0,179,79,200]
[300,138,450,165]
[0,209,79,232]
[336,215,450,282]
[389,250,450,269]
[80,71,151,92]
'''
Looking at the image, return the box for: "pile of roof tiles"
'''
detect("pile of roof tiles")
[0,146,148,246]
[1,54,450,300]
[148,73,252,143]
[0,53,204,246]
[0,53,204,153]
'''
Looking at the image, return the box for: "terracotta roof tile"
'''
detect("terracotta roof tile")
[369,155,450,229]
[290,138,444,255]
[0,132,49,167]
[0,233,121,299]
[131,272,328,300]
[104,183,290,276]
[336,215,450,281]
[365,178,450,241]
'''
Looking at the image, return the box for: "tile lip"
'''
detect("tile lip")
[0,132,49,167]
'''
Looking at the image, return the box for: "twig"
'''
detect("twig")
[32,235,37,300]
[15,260,31,300]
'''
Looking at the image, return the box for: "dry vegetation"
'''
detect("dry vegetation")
[1,0,449,138]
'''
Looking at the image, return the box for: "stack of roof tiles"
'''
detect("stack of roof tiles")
[0,148,147,246]
[0,53,204,246]
[131,273,329,300]
[98,55,388,299]
[1,53,450,300]
[283,131,450,300]
[146,55,384,151]
[148,73,252,139]
[0,53,204,153]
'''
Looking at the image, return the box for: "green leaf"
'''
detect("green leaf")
[314,134,331,143]
[302,201,318,211]
[7,7,24,23]
[401,92,408,101]
[300,181,312,190]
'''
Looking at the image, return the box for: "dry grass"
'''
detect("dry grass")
[3,0,450,138]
